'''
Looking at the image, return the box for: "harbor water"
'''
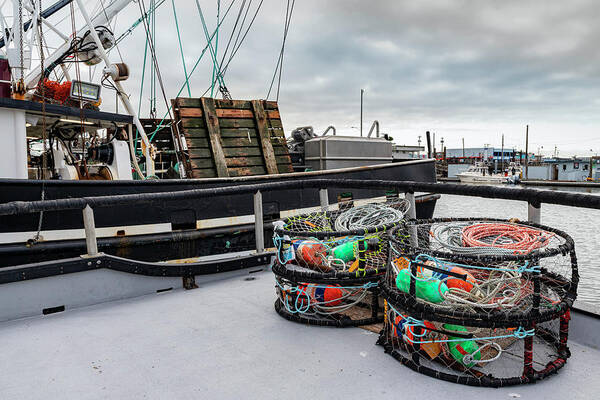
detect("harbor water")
[433,184,600,309]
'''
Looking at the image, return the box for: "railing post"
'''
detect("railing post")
[254,190,264,253]
[82,205,98,256]
[405,191,417,220]
[319,188,329,212]
[528,201,541,224]
[405,191,418,247]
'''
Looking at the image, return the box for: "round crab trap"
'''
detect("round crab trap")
[272,199,410,327]
[378,218,578,386]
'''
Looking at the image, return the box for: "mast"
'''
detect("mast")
[73,0,155,177]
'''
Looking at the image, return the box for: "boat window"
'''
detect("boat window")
[563,164,567,171]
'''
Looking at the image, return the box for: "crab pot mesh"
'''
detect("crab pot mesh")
[378,218,577,386]
[271,199,410,327]
[378,301,572,387]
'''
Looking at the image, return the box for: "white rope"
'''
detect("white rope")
[334,201,408,231]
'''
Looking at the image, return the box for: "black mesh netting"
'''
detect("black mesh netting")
[271,198,410,326]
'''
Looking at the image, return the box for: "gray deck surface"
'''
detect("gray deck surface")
[1,269,599,400]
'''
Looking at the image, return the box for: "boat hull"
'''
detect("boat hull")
[457,173,507,184]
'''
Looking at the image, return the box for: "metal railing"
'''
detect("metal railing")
[367,120,380,138]
[321,125,336,136]
[1,179,600,258]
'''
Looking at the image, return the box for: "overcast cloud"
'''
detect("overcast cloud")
[99,0,600,156]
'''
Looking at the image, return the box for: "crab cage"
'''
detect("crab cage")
[272,199,410,327]
[378,218,578,386]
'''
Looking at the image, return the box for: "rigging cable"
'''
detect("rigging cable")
[31,0,47,244]
[195,0,227,94]
[266,0,295,101]
[170,0,191,97]
[137,0,177,175]
[147,0,238,141]
[200,0,264,97]
[211,0,220,97]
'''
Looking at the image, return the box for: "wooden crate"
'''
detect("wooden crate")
[171,97,293,178]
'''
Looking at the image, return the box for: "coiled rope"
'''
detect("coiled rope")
[430,222,554,256]
[334,201,408,231]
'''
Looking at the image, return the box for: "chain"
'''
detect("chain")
[18,0,23,80]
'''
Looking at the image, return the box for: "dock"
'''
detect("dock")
[521,180,600,188]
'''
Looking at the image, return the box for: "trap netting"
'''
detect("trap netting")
[378,301,572,387]
[271,198,409,327]
[378,218,578,386]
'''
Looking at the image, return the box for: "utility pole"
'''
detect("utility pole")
[360,89,364,137]
[440,137,445,160]
[501,133,504,172]
[525,125,529,179]
[417,135,422,157]
[426,131,432,158]
[462,137,465,158]
[433,132,436,158]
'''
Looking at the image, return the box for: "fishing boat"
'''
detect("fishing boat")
[456,161,522,184]
[0,1,438,266]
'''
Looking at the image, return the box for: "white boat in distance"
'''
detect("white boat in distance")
[456,162,522,184]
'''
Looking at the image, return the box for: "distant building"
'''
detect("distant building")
[444,147,518,162]
[526,157,596,181]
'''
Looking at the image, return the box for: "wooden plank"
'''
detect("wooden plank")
[276,163,294,173]
[185,137,210,148]
[188,148,213,158]
[189,158,216,169]
[218,119,257,129]
[226,156,265,167]
[267,110,280,119]
[177,98,279,110]
[273,147,290,156]
[176,98,202,108]
[228,166,267,177]
[220,128,258,138]
[214,99,279,110]
[191,168,217,178]
[266,120,283,128]
[276,155,292,164]
[221,137,260,148]
[201,97,230,177]
[179,108,204,118]
[223,147,263,157]
[217,108,253,118]
[217,118,282,129]
[251,100,279,175]
[178,108,279,119]
[182,128,208,138]
[181,118,206,129]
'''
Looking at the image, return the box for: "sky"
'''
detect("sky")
[36,0,600,157]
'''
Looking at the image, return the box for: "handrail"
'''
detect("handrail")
[321,125,336,136]
[367,120,379,138]
[2,179,600,216]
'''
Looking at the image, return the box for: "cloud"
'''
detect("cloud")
[48,0,600,155]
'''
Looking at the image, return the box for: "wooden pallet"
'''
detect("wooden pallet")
[171,97,293,178]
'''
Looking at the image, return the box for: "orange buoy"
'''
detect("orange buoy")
[293,239,329,271]
[298,284,344,306]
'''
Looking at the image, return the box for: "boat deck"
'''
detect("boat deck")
[1,268,599,399]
